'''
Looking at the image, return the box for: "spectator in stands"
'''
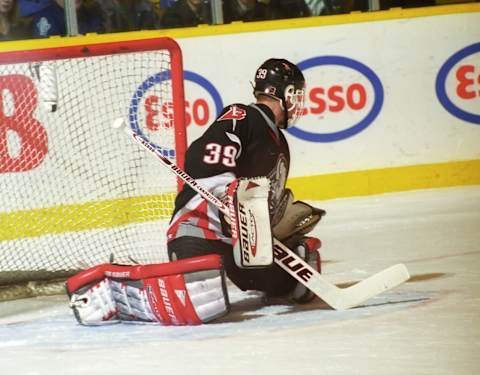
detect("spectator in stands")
[304,0,325,15]
[32,0,103,37]
[19,0,50,17]
[158,0,175,8]
[95,0,160,33]
[268,0,311,19]
[0,0,30,40]
[305,0,357,15]
[223,0,269,23]
[161,0,210,28]
[380,0,435,9]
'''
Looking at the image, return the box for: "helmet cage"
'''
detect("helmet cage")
[283,84,305,127]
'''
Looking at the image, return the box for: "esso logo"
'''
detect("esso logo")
[129,71,223,155]
[308,83,368,114]
[287,56,384,142]
[183,71,223,128]
[436,43,480,124]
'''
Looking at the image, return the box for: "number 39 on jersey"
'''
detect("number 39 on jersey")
[203,143,238,167]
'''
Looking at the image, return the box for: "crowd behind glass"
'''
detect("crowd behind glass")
[0,0,476,41]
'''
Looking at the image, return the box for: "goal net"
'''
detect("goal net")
[0,37,186,298]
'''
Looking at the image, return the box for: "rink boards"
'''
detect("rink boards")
[0,4,479,241]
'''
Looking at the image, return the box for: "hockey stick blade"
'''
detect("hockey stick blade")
[118,122,411,310]
[325,263,410,310]
[273,241,410,310]
[336,264,410,310]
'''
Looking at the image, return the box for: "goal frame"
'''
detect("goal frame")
[0,36,187,171]
[0,37,187,299]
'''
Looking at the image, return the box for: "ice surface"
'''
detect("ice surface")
[1,186,479,375]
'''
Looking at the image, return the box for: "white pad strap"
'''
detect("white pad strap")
[184,271,228,322]
[227,177,273,268]
[110,280,157,322]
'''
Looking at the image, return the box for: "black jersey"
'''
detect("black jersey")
[167,103,290,244]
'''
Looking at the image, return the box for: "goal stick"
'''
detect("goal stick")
[116,120,410,310]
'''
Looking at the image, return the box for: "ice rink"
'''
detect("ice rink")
[1,186,479,375]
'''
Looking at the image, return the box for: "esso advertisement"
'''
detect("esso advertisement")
[183,71,223,137]
[436,43,480,125]
[129,70,223,149]
[288,56,384,143]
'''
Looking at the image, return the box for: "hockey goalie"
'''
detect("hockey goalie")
[66,58,326,325]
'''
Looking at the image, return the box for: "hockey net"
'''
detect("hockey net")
[0,37,186,300]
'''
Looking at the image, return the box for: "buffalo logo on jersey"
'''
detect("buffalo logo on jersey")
[218,105,247,121]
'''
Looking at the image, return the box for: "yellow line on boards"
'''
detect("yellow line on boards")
[287,159,480,201]
[2,160,479,240]
[0,194,175,241]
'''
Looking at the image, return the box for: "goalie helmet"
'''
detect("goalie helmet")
[253,58,305,128]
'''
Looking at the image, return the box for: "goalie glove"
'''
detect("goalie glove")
[272,189,326,241]
[66,255,230,326]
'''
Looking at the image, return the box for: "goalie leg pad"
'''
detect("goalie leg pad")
[68,277,119,326]
[66,255,230,326]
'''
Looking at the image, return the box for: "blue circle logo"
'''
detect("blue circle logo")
[287,56,384,142]
[436,43,480,125]
[184,71,224,117]
[129,70,224,157]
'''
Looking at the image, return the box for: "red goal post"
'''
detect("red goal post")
[0,37,186,299]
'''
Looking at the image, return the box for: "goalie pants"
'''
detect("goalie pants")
[168,236,297,297]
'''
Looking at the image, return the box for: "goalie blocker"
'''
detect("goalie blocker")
[227,177,274,269]
[66,255,230,326]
